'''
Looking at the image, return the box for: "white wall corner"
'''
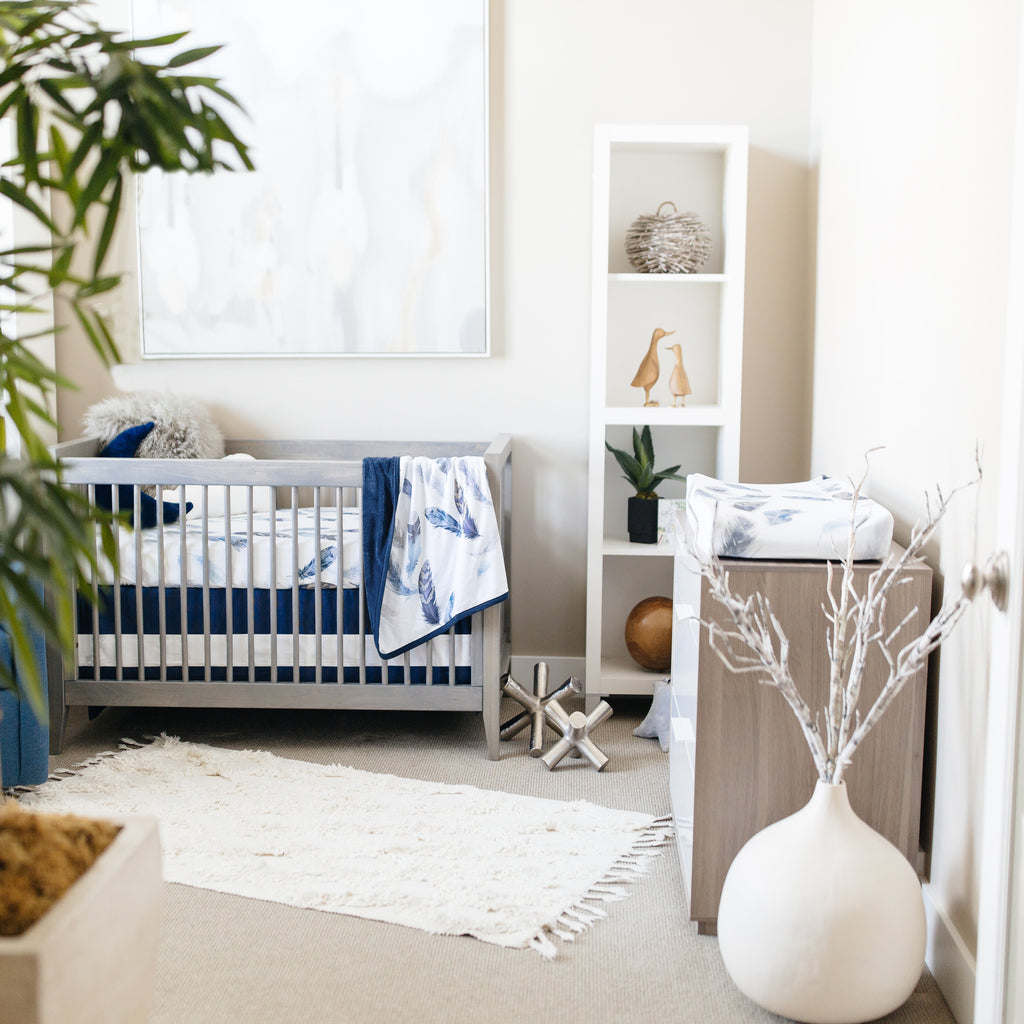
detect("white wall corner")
[923,883,977,1024]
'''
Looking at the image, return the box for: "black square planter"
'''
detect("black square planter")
[627,496,658,544]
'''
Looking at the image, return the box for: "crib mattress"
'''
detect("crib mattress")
[101,507,361,588]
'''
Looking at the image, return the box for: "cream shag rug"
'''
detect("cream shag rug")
[20,736,670,957]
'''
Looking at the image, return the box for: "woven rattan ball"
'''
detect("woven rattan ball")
[625,200,712,274]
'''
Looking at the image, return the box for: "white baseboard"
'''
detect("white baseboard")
[923,882,977,1024]
[508,656,586,693]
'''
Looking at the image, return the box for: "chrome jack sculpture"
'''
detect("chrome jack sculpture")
[500,663,581,757]
[541,699,614,772]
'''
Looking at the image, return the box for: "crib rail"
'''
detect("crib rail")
[47,436,512,758]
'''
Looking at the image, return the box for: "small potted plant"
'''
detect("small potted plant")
[605,426,685,543]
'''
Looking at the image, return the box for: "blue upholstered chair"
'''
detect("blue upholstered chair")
[0,615,49,787]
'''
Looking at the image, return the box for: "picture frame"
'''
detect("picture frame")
[132,0,489,358]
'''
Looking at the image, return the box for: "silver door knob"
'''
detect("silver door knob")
[961,552,1010,612]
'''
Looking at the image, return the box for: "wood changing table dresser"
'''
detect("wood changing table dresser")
[669,538,933,934]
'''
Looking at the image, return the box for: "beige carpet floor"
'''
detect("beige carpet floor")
[44,697,956,1024]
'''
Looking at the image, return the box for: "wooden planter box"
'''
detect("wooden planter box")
[0,816,162,1024]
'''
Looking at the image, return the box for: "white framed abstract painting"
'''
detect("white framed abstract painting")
[132,0,488,357]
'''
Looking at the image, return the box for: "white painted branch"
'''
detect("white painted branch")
[683,450,981,785]
[834,594,973,782]
[698,554,830,779]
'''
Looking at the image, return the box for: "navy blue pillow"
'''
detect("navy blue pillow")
[95,422,192,528]
[101,421,155,459]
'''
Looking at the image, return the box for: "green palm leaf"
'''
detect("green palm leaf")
[0,0,253,719]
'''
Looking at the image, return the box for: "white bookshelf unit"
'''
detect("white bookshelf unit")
[584,124,748,710]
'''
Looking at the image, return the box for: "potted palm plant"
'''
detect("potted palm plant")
[605,425,686,543]
[0,3,251,1020]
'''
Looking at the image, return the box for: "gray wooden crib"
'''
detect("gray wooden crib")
[47,436,512,759]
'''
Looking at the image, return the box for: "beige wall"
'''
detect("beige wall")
[809,0,1021,971]
[61,0,816,660]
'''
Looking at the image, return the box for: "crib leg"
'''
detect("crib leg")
[482,605,502,760]
[49,705,69,755]
[46,634,69,755]
[483,680,501,761]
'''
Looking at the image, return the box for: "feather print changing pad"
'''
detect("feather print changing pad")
[363,456,508,659]
[684,473,894,561]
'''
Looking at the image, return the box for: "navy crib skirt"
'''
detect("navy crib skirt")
[76,587,472,685]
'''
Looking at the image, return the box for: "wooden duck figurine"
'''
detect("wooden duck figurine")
[665,342,692,407]
[631,327,675,406]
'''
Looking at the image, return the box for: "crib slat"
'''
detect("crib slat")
[471,610,485,694]
[223,486,233,681]
[291,488,299,677]
[88,484,100,682]
[357,486,366,685]
[269,488,278,683]
[156,486,167,683]
[313,487,322,684]
[202,494,211,683]
[133,487,145,677]
[448,627,456,686]
[72,483,83,681]
[179,489,190,681]
[247,491,256,684]
[342,487,350,679]
[111,496,123,682]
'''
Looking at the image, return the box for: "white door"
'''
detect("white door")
[973,421,1024,1021]
[974,8,1024,1018]
[973,458,1024,1021]
[1008,734,1024,1021]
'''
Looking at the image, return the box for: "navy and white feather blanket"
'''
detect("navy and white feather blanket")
[362,456,508,660]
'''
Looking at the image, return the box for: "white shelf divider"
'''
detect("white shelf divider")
[603,405,727,427]
[603,537,675,558]
[608,272,728,284]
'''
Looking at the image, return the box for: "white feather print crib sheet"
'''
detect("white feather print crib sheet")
[101,507,362,588]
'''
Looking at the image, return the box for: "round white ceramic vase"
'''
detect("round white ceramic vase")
[716,779,926,1024]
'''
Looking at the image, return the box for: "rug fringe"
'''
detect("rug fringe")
[528,814,675,959]
[13,736,163,791]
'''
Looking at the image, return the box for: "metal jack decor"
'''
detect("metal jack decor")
[500,662,612,770]
[500,664,581,757]
[541,700,614,772]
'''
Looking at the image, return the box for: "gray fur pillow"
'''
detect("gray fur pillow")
[83,392,224,460]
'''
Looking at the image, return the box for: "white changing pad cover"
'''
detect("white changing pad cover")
[684,474,894,561]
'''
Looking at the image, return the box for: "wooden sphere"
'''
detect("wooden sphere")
[625,596,673,671]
